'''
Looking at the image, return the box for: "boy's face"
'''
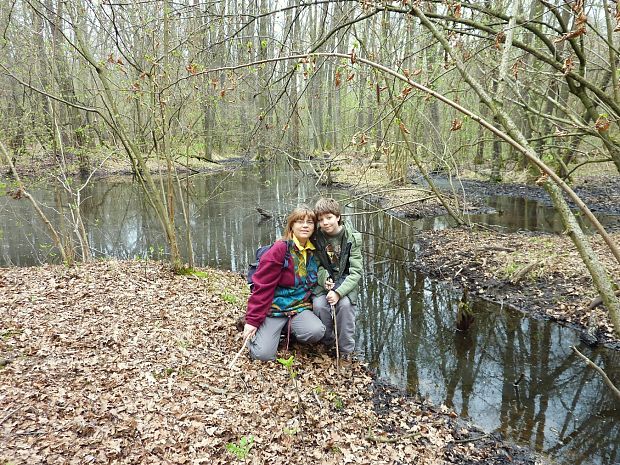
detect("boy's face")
[318,213,341,236]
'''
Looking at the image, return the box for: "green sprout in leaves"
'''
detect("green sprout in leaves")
[277,355,296,379]
[327,391,344,410]
[226,435,254,460]
[277,355,304,411]
[175,267,209,279]
[221,291,238,304]
[283,426,299,436]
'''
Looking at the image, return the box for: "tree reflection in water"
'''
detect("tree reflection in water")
[355,209,620,465]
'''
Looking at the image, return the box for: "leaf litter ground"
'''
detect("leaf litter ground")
[1,260,539,464]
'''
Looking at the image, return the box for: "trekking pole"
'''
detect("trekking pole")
[228,332,252,370]
[331,303,340,373]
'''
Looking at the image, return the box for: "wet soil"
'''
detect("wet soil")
[407,175,620,348]
[443,175,620,217]
[412,227,620,349]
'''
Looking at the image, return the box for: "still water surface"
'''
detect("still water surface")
[0,167,618,464]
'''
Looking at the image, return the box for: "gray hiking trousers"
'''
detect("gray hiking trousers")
[312,294,356,354]
[248,310,325,361]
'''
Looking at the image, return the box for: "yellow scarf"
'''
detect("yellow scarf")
[292,235,315,265]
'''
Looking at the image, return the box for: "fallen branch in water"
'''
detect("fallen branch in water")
[571,346,620,401]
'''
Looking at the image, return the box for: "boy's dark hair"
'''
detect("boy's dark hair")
[314,197,341,220]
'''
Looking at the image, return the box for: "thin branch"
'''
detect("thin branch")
[453,433,492,444]
[571,346,620,401]
[0,407,21,426]
[565,158,614,178]
[0,141,70,264]
[228,333,252,370]
[366,427,421,444]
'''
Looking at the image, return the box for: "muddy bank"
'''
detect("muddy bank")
[435,175,620,217]
[405,175,620,347]
[2,150,247,181]
[412,228,620,348]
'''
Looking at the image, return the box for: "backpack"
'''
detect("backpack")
[247,241,291,291]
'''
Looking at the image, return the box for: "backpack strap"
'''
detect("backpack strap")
[282,240,292,270]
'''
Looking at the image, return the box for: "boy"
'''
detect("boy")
[312,198,363,357]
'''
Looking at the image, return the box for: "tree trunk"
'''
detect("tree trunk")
[545,181,620,336]
[68,3,183,269]
[602,0,619,105]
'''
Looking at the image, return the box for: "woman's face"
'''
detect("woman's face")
[291,215,315,243]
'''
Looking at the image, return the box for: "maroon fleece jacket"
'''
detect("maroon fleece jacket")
[245,240,297,328]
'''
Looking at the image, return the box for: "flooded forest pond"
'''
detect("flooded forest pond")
[1,167,618,465]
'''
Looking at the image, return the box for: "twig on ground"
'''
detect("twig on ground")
[365,427,421,443]
[571,346,620,401]
[228,333,252,370]
[0,407,20,426]
[510,261,542,284]
[475,246,516,253]
[198,384,227,395]
[313,389,323,408]
[454,432,491,444]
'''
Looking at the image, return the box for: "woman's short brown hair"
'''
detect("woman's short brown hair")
[282,205,317,240]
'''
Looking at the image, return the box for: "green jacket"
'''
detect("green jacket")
[312,221,363,305]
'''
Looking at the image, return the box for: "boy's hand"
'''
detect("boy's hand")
[326,290,340,305]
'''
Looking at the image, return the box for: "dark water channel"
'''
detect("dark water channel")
[1,167,618,464]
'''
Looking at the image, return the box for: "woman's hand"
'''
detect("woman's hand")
[243,323,258,340]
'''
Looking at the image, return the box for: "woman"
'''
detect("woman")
[244,205,325,361]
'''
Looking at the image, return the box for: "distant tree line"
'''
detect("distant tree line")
[1,0,617,180]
